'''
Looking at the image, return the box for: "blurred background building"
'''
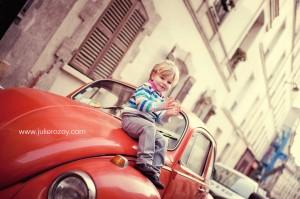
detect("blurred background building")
[0,0,300,198]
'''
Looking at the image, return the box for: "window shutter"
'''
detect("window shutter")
[193,94,216,123]
[175,76,195,102]
[70,0,148,79]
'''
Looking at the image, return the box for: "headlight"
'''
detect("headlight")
[48,170,96,199]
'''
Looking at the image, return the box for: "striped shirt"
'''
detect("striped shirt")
[123,81,166,123]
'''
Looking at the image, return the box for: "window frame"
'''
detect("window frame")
[180,129,213,176]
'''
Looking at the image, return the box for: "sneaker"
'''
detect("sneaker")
[135,163,156,176]
[148,175,165,189]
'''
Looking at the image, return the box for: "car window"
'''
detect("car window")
[181,130,212,175]
[158,113,187,150]
[75,87,118,107]
[71,80,188,150]
[72,80,134,115]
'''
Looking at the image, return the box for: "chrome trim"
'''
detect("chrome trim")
[162,165,172,171]
[48,170,96,199]
[69,79,135,99]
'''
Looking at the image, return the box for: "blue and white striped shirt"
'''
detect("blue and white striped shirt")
[123,81,166,123]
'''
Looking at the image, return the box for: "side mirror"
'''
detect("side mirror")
[249,192,264,199]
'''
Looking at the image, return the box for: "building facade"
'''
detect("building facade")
[262,158,300,199]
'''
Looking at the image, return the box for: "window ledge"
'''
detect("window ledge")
[61,64,92,84]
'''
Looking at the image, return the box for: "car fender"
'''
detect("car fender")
[8,157,161,199]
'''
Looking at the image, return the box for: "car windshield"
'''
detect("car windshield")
[71,79,187,150]
[213,164,257,198]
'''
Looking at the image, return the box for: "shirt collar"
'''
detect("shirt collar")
[147,80,163,96]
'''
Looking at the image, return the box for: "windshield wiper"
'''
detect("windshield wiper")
[157,129,178,140]
[101,106,123,110]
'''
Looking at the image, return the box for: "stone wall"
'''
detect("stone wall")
[0,0,76,88]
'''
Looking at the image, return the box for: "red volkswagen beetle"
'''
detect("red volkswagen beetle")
[0,79,216,199]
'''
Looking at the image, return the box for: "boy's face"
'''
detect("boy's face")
[151,72,174,93]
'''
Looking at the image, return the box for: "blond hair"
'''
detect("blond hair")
[150,60,180,85]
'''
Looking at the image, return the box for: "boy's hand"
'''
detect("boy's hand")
[165,107,180,117]
[164,100,181,116]
[155,98,180,112]
[164,98,178,110]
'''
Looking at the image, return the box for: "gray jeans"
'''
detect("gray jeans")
[122,115,167,173]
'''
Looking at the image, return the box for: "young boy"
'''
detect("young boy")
[121,60,180,189]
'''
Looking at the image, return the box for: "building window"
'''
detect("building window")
[174,76,195,102]
[270,0,279,23]
[184,0,216,40]
[193,91,216,123]
[166,46,195,103]
[184,0,239,39]
[265,21,285,59]
[184,0,234,39]
[69,0,148,80]
[211,0,236,25]
[228,48,246,71]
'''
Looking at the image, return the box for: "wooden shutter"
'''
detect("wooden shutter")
[70,0,148,79]
[175,76,195,102]
[193,94,216,123]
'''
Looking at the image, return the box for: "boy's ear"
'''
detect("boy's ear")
[150,71,156,80]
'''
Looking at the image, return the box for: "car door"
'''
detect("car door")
[163,129,214,199]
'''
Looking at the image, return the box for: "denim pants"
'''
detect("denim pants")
[122,115,167,173]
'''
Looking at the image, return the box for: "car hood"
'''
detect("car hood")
[0,88,137,188]
[209,180,246,199]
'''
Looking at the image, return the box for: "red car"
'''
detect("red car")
[0,79,216,199]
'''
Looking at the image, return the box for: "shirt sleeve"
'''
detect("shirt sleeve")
[134,86,165,113]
